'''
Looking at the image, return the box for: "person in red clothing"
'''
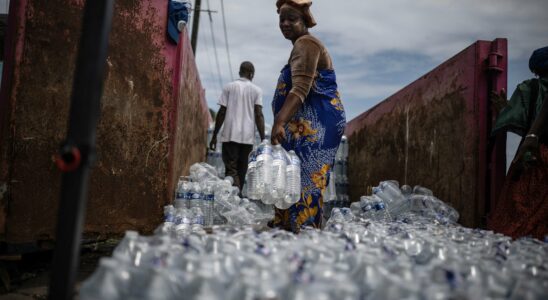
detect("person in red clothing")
[488,46,548,240]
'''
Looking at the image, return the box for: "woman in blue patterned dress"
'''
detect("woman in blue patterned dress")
[269,0,346,233]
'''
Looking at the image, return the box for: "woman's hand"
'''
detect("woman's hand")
[513,135,540,168]
[271,122,286,145]
[271,93,303,145]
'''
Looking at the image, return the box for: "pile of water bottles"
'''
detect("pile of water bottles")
[79,179,547,299]
[245,139,302,209]
[168,162,274,233]
[343,180,460,225]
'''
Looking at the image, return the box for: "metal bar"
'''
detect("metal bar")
[486,39,507,218]
[48,1,114,300]
[191,0,201,53]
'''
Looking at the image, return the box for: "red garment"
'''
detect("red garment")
[488,144,548,239]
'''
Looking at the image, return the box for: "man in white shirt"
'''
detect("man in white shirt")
[210,62,265,190]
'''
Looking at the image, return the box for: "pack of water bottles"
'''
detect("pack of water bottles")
[169,162,273,233]
[246,139,301,209]
[345,180,460,226]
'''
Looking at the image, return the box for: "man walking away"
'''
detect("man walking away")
[210,61,265,191]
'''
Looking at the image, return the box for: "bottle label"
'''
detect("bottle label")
[176,192,185,200]
[361,204,373,212]
[192,192,201,200]
[273,151,284,160]
[289,156,301,166]
[193,216,204,225]
[182,217,192,224]
[183,192,192,200]
[374,202,386,211]
[257,146,272,156]
[164,214,175,223]
[205,194,214,202]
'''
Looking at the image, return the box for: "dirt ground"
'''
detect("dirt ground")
[0,240,118,299]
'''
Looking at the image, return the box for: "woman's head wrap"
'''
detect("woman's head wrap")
[529,46,548,74]
[276,0,317,28]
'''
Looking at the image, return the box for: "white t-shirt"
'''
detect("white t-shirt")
[218,78,263,145]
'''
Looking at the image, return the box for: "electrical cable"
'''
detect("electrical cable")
[206,0,224,91]
[220,0,234,81]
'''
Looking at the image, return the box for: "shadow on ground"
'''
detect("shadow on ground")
[0,240,118,299]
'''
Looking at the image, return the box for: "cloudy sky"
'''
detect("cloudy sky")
[192,0,547,120]
[189,0,547,162]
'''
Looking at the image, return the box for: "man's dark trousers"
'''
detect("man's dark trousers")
[222,142,253,191]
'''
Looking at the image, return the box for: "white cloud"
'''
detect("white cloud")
[190,0,548,124]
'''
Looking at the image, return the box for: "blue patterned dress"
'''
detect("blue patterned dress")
[269,64,346,233]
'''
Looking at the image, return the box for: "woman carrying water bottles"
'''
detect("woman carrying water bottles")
[269,0,346,233]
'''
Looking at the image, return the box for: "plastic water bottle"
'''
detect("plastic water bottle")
[271,145,287,203]
[215,151,225,178]
[191,207,205,228]
[112,231,140,263]
[341,135,348,158]
[323,171,337,220]
[163,205,176,223]
[285,150,301,204]
[326,171,337,201]
[202,182,215,227]
[342,175,349,197]
[174,178,184,208]
[401,185,413,197]
[127,268,182,300]
[274,150,293,210]
[334,158,343,178]
[326,208,346,227]
[351,196,391,222]
[256,139,273,202]
[174,177,192,209]
[189,182,202,210]
[246,149,258,200]
[175,208,192,235]
[372,181,405,207]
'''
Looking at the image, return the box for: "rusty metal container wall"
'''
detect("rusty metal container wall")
[345,39,507,228]
[0,0,209,244]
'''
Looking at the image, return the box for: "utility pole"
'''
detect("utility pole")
[191,0,201,53]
